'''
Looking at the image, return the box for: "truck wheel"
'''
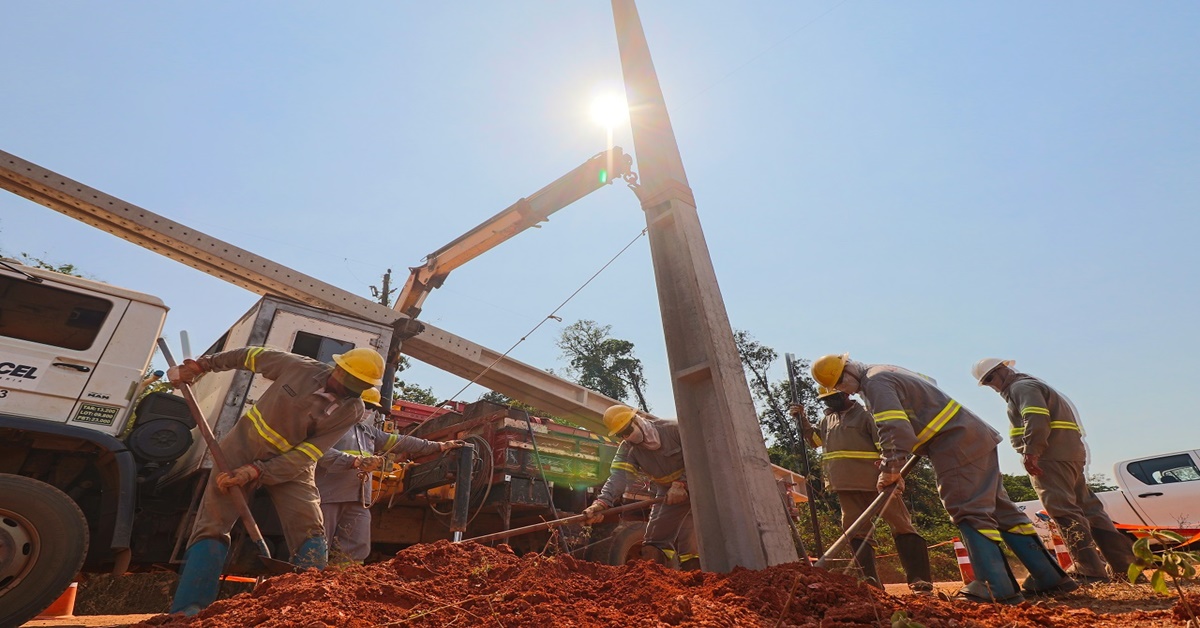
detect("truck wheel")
[0,474,89,627]
[604,522,646,566]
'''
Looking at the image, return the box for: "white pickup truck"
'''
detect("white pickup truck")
[1017,449,1200,537]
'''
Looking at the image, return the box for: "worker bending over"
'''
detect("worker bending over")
[582,404,698,570]
[973,358,1137,583]
[315,388,464,565]
[792,387,933,592]
[812,354,1076,604]
[167,347,384,615]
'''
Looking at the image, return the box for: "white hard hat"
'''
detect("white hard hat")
[971,358,1014,385]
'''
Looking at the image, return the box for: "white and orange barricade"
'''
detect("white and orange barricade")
[952,537,974,584]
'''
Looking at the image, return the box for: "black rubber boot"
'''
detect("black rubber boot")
[895,533,934,593]
[848,538,882,589]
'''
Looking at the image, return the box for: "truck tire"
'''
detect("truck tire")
[603,522,646,566]
[0,474,89,627]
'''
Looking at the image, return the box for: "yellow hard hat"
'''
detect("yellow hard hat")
[817,385,840,399]
[361,388,382,405]
[811,354,849,388]
[332,348,385,386]
[603,404,637,436]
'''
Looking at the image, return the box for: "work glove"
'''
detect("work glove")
[216,464,261,492]
[1022,454,1043,477]
[876,471,904,494]
[167,358,207,386]
[666,480,689,505]
[353,455,385,472]
[439,440,467,452]
[581,501,608,524]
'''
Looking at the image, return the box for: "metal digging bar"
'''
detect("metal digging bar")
[460,497,665,545]
[155,338,295,574]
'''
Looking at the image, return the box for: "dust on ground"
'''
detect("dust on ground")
[110,540,1194,628]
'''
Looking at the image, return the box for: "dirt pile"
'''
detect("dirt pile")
[133,541,1185,627]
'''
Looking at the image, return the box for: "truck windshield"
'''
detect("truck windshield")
[1127,454,1200,486]
[291,331,355,365]
[0,275,112,350]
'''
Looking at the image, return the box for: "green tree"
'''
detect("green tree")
[17,253,85,277]
[1002,474,1039,502]
[556,320,649,410]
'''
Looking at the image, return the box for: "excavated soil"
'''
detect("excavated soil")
[129,541,1192,627]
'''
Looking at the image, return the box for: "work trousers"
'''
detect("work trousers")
[188,437,325,556]
[838,490,918,540]
[644,489,697,561]
[321,502,372,563]
[1031,459,1135,578]
[932,448,1030,537]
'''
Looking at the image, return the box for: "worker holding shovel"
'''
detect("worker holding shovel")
[812,354,1077,604]
[792,386,933,592]
[167,346,384,615]
[582,404,698,570]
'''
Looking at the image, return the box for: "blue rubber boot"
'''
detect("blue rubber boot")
[954,525,1024,604]
[292,535,328,570]
[1002,531,1080,597]
[169,539,228,616]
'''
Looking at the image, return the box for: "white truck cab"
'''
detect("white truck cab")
[0,261,167,434]
[1017,449,1200,538]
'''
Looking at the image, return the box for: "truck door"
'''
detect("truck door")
[1118,450,1200,527]
[0,272,127,423]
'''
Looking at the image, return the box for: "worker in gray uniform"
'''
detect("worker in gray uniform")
[581,404,698,570]
[973,358,1137,584]
[812,353,1077,604]
[166,346,385,615]
[315,388,464,565]
[793,386,933,592]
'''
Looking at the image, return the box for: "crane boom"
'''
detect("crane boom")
[0,148,616,433]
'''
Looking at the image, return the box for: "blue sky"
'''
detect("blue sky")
[2,2,1197,479]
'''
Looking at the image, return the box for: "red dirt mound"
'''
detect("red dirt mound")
[133,541,1183,627]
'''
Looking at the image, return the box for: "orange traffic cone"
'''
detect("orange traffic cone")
[1047,521,1074,571]
[36,582,77,619]
[952,537,975,584]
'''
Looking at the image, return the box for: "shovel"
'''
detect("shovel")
[813,455,920,569]
[460,497,665,544]
[157,339,296,575]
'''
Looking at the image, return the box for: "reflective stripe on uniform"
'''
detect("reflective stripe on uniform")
[295,442,322,461]
[678,553,699,562]
[823,450,880,460]
[913,400,961,448]
[1049,421,1080,431]
[1007,523,1037,535]
[342,450,370,456]
[245,404,323,461]
[978,528,1003,542]
[873,410,909,423]
[611,462,638,474]
[1020,406,1050,417]
[244,346,265,371]
[654,468,685,484]
[247,405,292,452]
[1010,427,1025,437]
[384,434,399,450]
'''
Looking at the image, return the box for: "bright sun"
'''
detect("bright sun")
[589,94,629,129]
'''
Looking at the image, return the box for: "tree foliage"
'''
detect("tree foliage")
[557,320,649,410]
[1002,473,1039,502]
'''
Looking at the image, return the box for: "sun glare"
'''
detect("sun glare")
[589,94,629,129]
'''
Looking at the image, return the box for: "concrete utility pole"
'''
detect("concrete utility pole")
[611,0,800,571]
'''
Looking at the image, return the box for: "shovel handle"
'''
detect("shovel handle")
[157,339,272,558]
[813,455,920,569]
